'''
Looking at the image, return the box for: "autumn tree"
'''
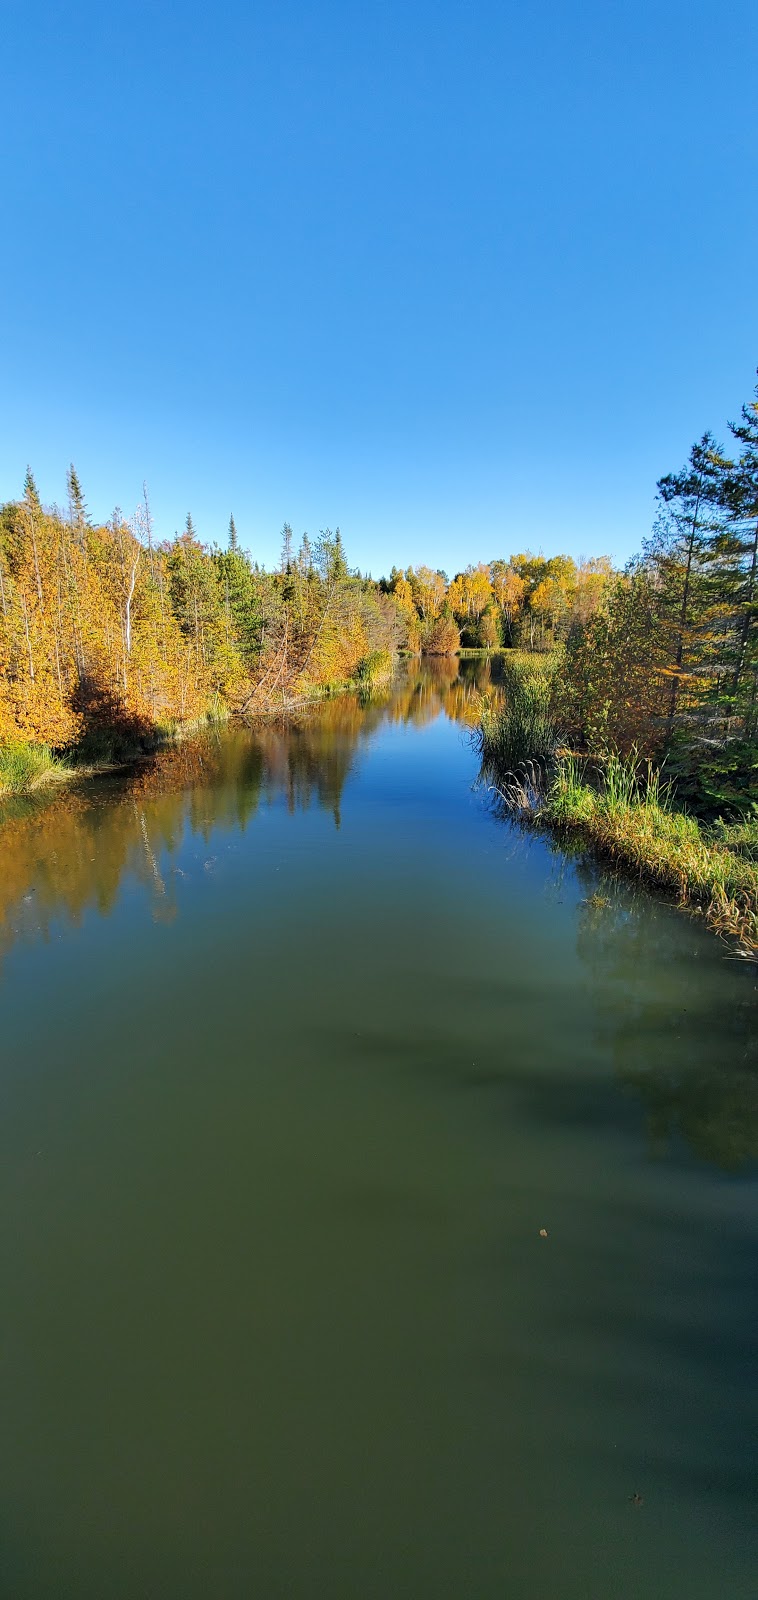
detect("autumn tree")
[489,561,525,644]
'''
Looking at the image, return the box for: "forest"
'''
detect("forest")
[0,467,611,766]
[1,374,757,833]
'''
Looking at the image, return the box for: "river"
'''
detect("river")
[1,658,756,1598]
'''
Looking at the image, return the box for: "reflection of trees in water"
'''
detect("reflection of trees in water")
[382,654,497,729]
[572,860,758,1171]
[0,662,501,960]
[0,735,264,958]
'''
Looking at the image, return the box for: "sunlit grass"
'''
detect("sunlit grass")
[0,742,71,796]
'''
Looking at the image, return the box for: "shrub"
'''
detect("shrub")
[422,614,460,655]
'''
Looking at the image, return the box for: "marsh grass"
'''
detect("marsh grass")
[710,806,758,863]
[477,652,559,770]
[0,742,71,796]
[153,697,231,745]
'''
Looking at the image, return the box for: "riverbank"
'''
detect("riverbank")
[0,710,231,800]
[0,663,398,800]
[543,755,758,954]
[0,742,75,797]
[478,658,758,954]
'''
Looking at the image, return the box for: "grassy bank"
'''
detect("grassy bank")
[356,650,395,691]
[478,654,758,953]
[544,755,758,953]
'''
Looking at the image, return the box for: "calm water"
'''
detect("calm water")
[1,659,756,1599]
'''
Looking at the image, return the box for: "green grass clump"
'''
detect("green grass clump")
[0,742,70,796]
[478,653,559,769]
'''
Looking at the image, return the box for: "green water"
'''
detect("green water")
[1,660,756,1598]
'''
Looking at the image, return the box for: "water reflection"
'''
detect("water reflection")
[0,659,493,960]
[1,655,756,1178]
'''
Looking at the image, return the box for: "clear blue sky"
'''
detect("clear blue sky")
[1,0,756,575]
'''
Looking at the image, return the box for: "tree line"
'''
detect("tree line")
[3,366,755,808]
[0,472,612,754]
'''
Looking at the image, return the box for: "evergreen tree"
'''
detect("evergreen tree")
[67,465,88,529]
[724,378,758,720]
[298,532,314,577]
[212,542,263,669]
[653,433,725,737]
[280,522,294,572]
[228,514,239,553]
[23,467,41,512]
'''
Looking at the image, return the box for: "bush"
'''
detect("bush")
[422,614,460,655]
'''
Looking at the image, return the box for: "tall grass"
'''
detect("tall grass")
[544,750,758,953]
[0,742,71,796]
[478,652,559,770]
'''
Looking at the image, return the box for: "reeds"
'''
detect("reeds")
[477,653,559,770]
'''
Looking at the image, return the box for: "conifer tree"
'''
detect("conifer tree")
[23,467,41,512]
[654,433,725,735]
[280,522,293,572]
[67,465,88,530]
[724,378,758,717]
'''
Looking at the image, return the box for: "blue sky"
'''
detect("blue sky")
[1,0,756,575]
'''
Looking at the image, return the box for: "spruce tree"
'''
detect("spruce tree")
[725,377,758,717]
[23,467,41,511]
[280,522,293,572]
[67,464,88,527]
[654,433,724,736]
